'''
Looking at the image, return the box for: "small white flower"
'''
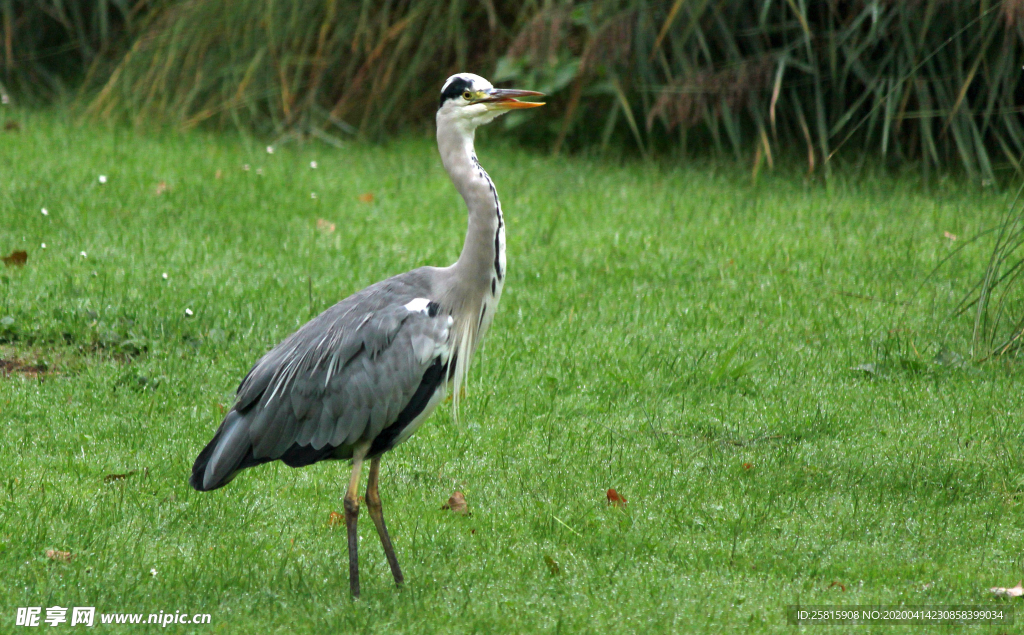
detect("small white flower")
[1,94,8,105]
[256,168,264,176]
[310,161,318,169]
[243,164,251,171]
[162,272,168,280]
[150,568,157,577]
[40,243,46,249]
[311,192,317,200]
[184,308,194,317]
[40,208,48,216]
[98,175,107,184]
[266,146,274,154]
[80,251,87,258]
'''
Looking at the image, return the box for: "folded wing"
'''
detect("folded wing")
[190,275,451,491]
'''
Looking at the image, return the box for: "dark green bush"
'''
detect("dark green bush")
[0,0,137,103]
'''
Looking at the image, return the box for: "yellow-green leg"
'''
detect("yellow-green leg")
[366,457,404,586]
[344,446,368,598]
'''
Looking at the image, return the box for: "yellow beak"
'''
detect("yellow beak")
[475,88,545,110]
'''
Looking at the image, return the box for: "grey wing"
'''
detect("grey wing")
[191,282,452,491]
[249,301,452,457]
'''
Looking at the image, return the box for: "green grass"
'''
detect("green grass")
[2,112,1024,634]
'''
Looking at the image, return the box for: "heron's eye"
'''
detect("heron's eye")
[462,91,472,101]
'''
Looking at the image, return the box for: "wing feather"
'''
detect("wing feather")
[295,393,320,445]
[337,379,363,446]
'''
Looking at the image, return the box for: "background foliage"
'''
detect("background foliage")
[0,0,137,103]
[3,1,1024,180]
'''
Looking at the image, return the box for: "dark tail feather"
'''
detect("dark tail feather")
[190,410,263,491]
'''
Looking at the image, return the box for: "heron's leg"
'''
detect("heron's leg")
[365,456,404,585]
[344,448,368,598]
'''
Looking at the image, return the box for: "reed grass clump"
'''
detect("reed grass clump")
[955,185,1024,360]
[82,1,1024,180]
[86,0,525,141]
[5,1,1024,179]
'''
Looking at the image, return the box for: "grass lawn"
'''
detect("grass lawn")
[2,111,1024,633]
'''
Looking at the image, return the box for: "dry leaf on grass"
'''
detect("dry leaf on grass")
[442,386,467,404]
[4,121,19,132]
[944,231,958,241]
[544,554,560,575]
[46,549,73,563]
[316,218,336,234]
[991,581,1024,597]
[103,469,145,483]
[327,511,344,527]
[155,181,168,195]
[0,358,49,378]
[829,580,846,591]
[442,491,469,515]
[358,192,374,203]
[606,488,627,507]
[743,462,754,470]
[214,169,223,180]
[2,250,27,267]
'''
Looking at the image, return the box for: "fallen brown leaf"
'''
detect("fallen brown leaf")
[103,468,147,483]
[829,580,846,592]
[0,358,49,378]
[4,121,20,132]
[358,192,374,203]
[316,218,336,234]
[991,581,1024,597]
[45,549,73,563]
[2,250,27,267]
[103,470,138,484]
[214,169,223,180]
[443,386,468,404]
[442,491,469,515]
[606,488,627,507]
[544,554,560,575]
[743,462,754,470]
[327,511,344,527]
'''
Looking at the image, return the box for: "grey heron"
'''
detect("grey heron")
[189,73,543,597]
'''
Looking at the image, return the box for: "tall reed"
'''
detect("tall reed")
[2,0,1018,179]
[0,0,136,104]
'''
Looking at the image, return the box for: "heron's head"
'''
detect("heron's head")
[436,73,544,133]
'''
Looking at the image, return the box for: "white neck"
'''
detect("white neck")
[436,117,506,296]
[433,94,512,419]
[434,111,507,401]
